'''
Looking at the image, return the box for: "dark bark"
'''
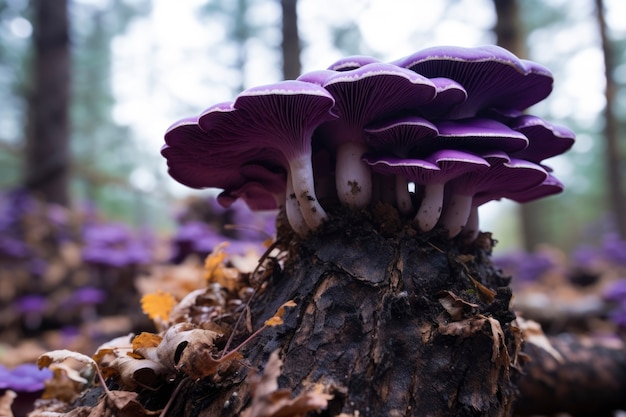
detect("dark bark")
[174,208,520,417]
[492,0,544,251]
[516,333,626,416]
[595,0,626,239]
[25,0,71,206]
[280,0,301,80]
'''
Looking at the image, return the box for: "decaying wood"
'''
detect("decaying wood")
[516,332,626,416]
[181,208,520,417]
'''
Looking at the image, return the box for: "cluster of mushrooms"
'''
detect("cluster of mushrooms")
[162,45,575,240]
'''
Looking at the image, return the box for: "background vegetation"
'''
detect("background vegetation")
[0,0,624,253]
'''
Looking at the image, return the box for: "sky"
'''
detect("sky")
[105,0,625,248]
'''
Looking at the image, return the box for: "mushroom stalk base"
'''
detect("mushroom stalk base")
[190,206,520,417]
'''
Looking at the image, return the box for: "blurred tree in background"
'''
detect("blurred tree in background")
[25,0,70,206]
[0,0,624,251]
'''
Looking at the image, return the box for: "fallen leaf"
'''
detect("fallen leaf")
[437,291,479,321]
[154,323,225,379]
[241,350,332,417]
[205,243,241,292]
[141,291,176,322]
[265,300,297,327]
[132,332,163,351]
[515,316,564,363]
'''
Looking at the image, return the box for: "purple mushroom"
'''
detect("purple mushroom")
[508,115,576,163]
[440,156,548,237]
[364,116,439,213]
[393,45,553,119]
[162,47,573,242]
[434,118,529,155]
[363,150,489,230]
[320,62,437,208]
[296,69,337,86]
[196,81,337,235]
[504,173,564,204]
[327,55,381,71]
[217,164,287,211]
[421,77,468,119]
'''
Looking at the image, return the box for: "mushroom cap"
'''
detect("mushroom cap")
[327,55,381,71]
[508,115,576,163]
[364,115,439,153]
[457,157,549,203]
[162,117,253,191]
[434,118,529,155]
[296,69,338,86]
[200,80,337,161]
[501,172,564,204]
[217,182,280,211]
[393,45,553,119]
[363,149,489,185]
[217,163,287,211]
[422,77,468,119]
[320,62,437,146]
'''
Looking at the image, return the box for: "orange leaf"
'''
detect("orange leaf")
[204,242,240,291]
[132,332,162,351]
[265,300,296,327]
[141,291,176,321]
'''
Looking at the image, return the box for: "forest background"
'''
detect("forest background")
[1,0,625,254]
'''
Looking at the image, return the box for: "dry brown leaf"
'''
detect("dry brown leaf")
[437,315,488,338]
[41,366,87,403]
[108,356,167,390]
[437,291,479,321]
[241,350,332,417]
[104,390,157,417]
[168,288,208,324]
[515,316,564,363]
[38,350,98,403]
[204,243,241,291]
[38,349,97,374]
[93,334,134,366]
[154,323,225,379]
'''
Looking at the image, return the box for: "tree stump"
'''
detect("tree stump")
[180,208,521,417]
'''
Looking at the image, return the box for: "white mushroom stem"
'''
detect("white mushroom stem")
[395,175,413,214]
[285,173,310,237]
[288,154,328,229]
[462,205,480,241]
[413,183,444,231]
[439,193,473,237]
[335,141,372,208]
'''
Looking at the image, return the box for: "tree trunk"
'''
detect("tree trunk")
[492,0,544,251]
[25,0,71,206]
[516,333,626,416]
[281,0,301,80]
[173,208,520,417]
[595,0,626,239]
